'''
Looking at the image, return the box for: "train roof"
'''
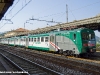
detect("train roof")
[28,28,94,37]
[2,28,94,39]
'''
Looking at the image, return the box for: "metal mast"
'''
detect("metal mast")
[66,4,68,23]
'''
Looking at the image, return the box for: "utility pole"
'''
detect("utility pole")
[66,4,68,23]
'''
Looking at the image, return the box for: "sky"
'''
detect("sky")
[0,0,100,37]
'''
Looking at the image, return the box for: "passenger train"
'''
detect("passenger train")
[0,28,96,56]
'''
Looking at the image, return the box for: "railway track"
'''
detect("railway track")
[0,53,22,75]
[0,48,62,75]
[0,45,100,75]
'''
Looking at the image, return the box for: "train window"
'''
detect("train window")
[89,34,91,40]
[24,38,25,41]
[17,39,19,41]
[82,33,89,40]
[82,33,95,40]
[37,37,40,42]
[32,38,34,41]
[21,39,23,41]
[45,37,49,42]
[73,34,76,40]
[34,38,36,42]
[29,38,30,42]
[82,33,86,40]
[91,34,95,40]
[89,34,95,40]
[41,37,44,42]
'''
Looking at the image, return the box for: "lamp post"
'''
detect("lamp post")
[66,4,68,23]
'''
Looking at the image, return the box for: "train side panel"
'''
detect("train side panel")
[28,35,49,51]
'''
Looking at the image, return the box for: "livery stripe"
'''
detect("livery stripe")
[49,41,60,50]
[50,42,58,49]
[50,42,59,49]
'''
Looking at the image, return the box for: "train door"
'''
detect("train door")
[8,39,9,44]
[70,32,77,51]
[73,33,77,43]
[49,34,57,51]
[71,32,81,54]
[26,37,29,48]
[13,37,17,46]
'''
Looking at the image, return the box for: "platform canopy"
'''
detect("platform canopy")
[0,0,14,20]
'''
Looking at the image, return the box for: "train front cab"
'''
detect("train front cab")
[81,29,96,54]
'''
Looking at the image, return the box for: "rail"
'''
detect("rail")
[0,48,63,75]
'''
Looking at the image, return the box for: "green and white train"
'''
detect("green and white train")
[0,28,96,56]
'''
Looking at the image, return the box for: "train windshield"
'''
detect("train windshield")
[82,33,95,40]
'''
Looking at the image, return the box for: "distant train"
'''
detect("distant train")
[0,28,96,56]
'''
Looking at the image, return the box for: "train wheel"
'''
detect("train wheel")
[71,51,74,56]
[67,50,70,56]
[63,51,67,56]
[75,54,80,58]
[69,51,73,56]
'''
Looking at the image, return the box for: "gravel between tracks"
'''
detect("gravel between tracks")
[0,44,100,75]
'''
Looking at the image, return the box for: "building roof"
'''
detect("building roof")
[3,28,30,37]
[14,28,30,32]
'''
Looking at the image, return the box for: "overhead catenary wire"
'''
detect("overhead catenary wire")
[37,12,66,19]
[0,0,100,31]
[29,18,62,24]
[54,6,76,23]
[33,0,68,17]
[24,1,100,34]
[28,1,70,26]
[4,0,20,18]
[68,7,76,20]
[0,0,20,26]
[11,0,32,19]
[0,0,32,29]
[31,1,100,26]
[54,12,66,22]
[29,12,65,25]
[43,1,100,18]
[71,1,100,12]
